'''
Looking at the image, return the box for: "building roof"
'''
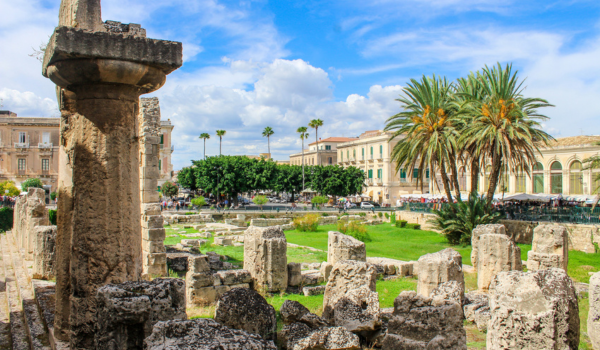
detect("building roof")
[546,135,600,147]
[308,137,358,146]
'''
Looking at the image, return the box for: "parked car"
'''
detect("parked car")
[360,201,381,209]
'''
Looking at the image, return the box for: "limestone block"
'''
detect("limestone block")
[215,269,252,285]
[141,190,160,203]
[471,224,506,269]
[327,231,366,265]
[288,262,302,287]
[214,237,233,246]
[487,269,579,349]
[588,271,600,349]
[476,233,522,291]
[95,279,186,348]
[143,252,167,266]
[322,260,377,321]
[145,264,167,277]
[527,224,568,271]
[301,270,323,285]
[32,225,57,280]
[144,319,277,349]
[187,272,214,289]
[186,285,230,306]
[430,280,464,306]
[280,323,312,350]
[382,291,466,349]
[332,287,381,333]
[188,255,210,273]
[416,248,464,298]
[463,291,490,332]
[280,300,327,329]
[214,288,277,340]
[292,327,361,350]
[244,226,288,293]
[142,215,164,229]
[303,286,326,297]
[142,239,166,254]
[320,262,333,281]
[142,228,165,241]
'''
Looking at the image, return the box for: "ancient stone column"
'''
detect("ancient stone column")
[527,224,569,271]
[471,224,507,270]
[417,248,464,298]
[588,271,600,349]
[244,226,288,292]
[139,97,167,278]
[327,231,366,265]
[476,233,522,291]
[42,1,182,346]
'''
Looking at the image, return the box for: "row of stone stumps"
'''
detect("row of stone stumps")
[42,0,182,347]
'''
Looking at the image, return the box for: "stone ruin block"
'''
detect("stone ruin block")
[527,224,569,271]
[471,224,506,269]
[95,278,186,349]
[303,285,326,296]
[477,233,522,291]
[382,291,467,349]
[186,255,252,305]
[487,268,579,349]
[288,262,302,287]
[430,280,464,306]
[589,271,600,349]
[214,237,233,246]
[331,287,380,333]
[320,261,333,281]
[14,188,49,260]
[327,231,366,265]
[301,270,323,285]
[32,225,57,280]
[144,319,277,349]
[322,260,378,325]
[244,226,287,292]
[214,288,277,340]
[417,248,464,298]
[292,327,361,350]
[463,291,490,332]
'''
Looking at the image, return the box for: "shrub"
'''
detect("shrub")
[384,213,389,219]
[48,209,57,225]
[50,192,57,201]
[341,212,349,216]
[311,196,328,210]
[253,195,268,209]
[390,212,396,224]
[377,212,383,218]
[358,212,366,217]
[21,178,44,192]
[185,212,195,215]
[293,214,319,232]
[0,181,20,197]
[161,181,179,198]
[210,205,215,210]
[321,213,329,217]
[337,220,372,242]
[412,224,421,230]
[269,214,276,219]
[191,197,207,207]
[395,220,407,228]
[430,192,502,245]
[0,207,13,232]
[260,214,267,219]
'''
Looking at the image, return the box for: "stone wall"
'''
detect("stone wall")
[139,97,167,278]
[318,216,338,225]
[14,188,51,260]
[250,218,292,227]
[395,211,436,230]
[163,213,214,224]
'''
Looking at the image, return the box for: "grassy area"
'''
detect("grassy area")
[286,224,473,265]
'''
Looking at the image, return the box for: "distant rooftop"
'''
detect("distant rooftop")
[546,135,600,147]
[308,137,358,146]
[0,110,17,117]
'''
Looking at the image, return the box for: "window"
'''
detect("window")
[18,158,26,171]
[515,168,526,193]
[550,161,562,194]
[325,145,331,150]
[379,145,383,157]
[570,161,583,195]
[400,169,407,181]
[426,168,430,179]
[370,147,373,157]
[362,148,365,159]
[377,169,382,179]
[340,152,343,161]
[42,132,50,144]
[353,149,356,158]
[160,134,164,144]
[158,160,162,171]
[368,169,373,179]
[19,132,26,143]
[458,167,466,189]
[41,159,49,171]
[346,150,349,160]
[328,157,332,165]
[533,162,544,193]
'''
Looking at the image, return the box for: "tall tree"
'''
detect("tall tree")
[297,126,309,191]
[273,164,304,203]
[216,130,226,155]
[385,75,459,203]
[458,63,553,203]
[177,167,198,192]
[262,126,274,157]
[199,133,210,160]
[308,119,324,165]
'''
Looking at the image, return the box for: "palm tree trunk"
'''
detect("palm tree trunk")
[302,139,305,190]
[486,150,503,204]
[470,158,479,196]
[268,136,270,158]
[439,159,454,203]
[204,139,206,160]
[316,129,319,166]
[219,137,222,156]
[449,155,462,201]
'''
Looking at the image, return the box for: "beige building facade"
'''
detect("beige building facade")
[289,137,357,166]
[338,130,429,206]
[428,136,600,197]
[158,119,175,187]
[0,111,60,196]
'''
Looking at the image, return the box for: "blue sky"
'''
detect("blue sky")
[1,0,600,170]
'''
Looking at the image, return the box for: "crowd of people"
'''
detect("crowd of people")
[0,196,16,208]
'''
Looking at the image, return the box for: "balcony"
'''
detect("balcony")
[376,178,383,185]
[14,142,29,149]
[17,169,27,177]
[367,179,374,185]
[38,143,53,149]
[171,145,175,153]
[349,157,356,163]
[377,153,384,160]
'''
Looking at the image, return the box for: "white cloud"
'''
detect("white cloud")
[0,89,58,118]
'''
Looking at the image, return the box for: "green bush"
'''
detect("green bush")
[21,178,44,191]
[269,214,276,219]
[358,212,366,217]
[210,205,215,210]
[412,224,421,230]
[292,214,319,232]
[260,214,267,219]
[395,220,407,228]
[0,207,13,232]
[384,213,389,219]
[341,212,349,216]
[377,212,383,218]
[185,212,195,215]
[337,220,372,242]
[253,195,269,209]
[390,212,396,224]
[50,192,57,201]
[321,213,329,217]
[48,209,57,225]
[191,197,207,207]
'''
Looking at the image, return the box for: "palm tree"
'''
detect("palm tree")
[308,119,324,166]
[216,130,226,155]
[199,133,210,160]
[262,127,274,158]
[384,75,459,203]
[297,126,309,191]
[457,63,554,204]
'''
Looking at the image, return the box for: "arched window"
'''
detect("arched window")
[515,166,526,193]
[533,162,544,193]
[550,161,562,194]
[570,161,583,195]
[458,167,466,190]
[497,166,509,193]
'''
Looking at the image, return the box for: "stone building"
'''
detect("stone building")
[0,111,60,197]
[158,119,175,187]
[429,135,600,197]
[337,130,429,205]
[289,137,357,166]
